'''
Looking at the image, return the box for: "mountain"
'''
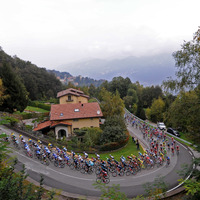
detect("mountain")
[59,53,176,86]
[48,69,105,87]
[0,48,63,100]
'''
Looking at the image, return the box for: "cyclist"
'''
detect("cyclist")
[171,146,175,155]
[95,153,100,160]
[37,140,42,146]
[28,138,32,144]
[83,151,88,159]
[19,134,23,142]
[166,156,170,166]
[167,142,170,150]
[48,143,53,149]
[176,145,180,154]
[63,146,67,152]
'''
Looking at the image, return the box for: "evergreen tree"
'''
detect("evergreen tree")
[0,63,28,113]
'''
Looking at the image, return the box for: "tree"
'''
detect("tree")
[123,88,138,111]
[136,101,146,120]
[0,79,9,106]
[100,88,125,118]
[163,27,200,91]
[88,83,96,97]
[149,97,165,123]
[178,158,200,200]
[143,175,168,200]
[100,115,127,144]
[108,77,132,98]
[0,63,29,113]
[164,90,200,143]
[141,85,163,108]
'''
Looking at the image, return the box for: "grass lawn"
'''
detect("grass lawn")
[25,106,49,113]
[87,136,144,161]
[179,132,194,144]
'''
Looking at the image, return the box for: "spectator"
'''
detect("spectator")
[136,139,140,150]
[132,136,135,143]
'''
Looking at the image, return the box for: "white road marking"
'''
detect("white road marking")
[176,140,187,150]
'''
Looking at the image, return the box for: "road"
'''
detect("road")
[1,124,194,199]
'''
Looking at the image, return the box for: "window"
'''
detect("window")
[73,119,79,122]
[66,95,73,102]
[68,95,71,101]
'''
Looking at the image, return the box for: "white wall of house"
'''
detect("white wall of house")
[55,125,68,139]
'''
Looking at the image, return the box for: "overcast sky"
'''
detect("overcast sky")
[0,0,199,71]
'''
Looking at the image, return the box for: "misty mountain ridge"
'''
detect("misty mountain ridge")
[59,53,176,86]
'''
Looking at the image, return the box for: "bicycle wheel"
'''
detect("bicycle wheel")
[95,168,101,175]
[156,162,160,168]
[126,170,131,176]
[112,171,117,177]
[96,177,102,184]
[119,170,124,176]
[103,177,110,184]
[76,164,80,171]
[46,160,50,166]
[80,167,86,174]
[61,162,65,168]
[54,161,58,167]
[132,169,137,175]
[70,163,75,170]
[88,167,93,174]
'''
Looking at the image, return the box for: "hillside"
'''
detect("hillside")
[0,47,63,100]
[49,69,105,87]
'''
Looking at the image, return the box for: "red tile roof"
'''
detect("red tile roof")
[33,120,72,131]
[50,102,103,121]
[57,88,89,98]
[33,120,52,131]
[50,121,72,127]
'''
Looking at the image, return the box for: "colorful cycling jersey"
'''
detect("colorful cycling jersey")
[48,143,52,147]
[63,147,67,151]
[36,150,40,154]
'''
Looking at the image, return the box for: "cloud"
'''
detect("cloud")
[0,0,200,69]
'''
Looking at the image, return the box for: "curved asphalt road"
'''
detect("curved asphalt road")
[1,124,194,199]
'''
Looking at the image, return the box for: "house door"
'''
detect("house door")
[58,129,67,139]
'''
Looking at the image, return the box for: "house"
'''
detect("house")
[33,102,103,139]
[57,88,89,104]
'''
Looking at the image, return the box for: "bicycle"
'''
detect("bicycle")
[25,150,33,158]
[126,166,137,176]
[54,160,65,168]
[112,166,124,177]
[166,157,170,167]
[96,170,110,184]
[41,155,50,166]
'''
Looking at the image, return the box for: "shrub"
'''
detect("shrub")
[28,101,51,111]
[4,116,19,126]
[100,133,129,151]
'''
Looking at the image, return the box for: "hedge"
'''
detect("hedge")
[28,101,51,111]
[99,132,129,151]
